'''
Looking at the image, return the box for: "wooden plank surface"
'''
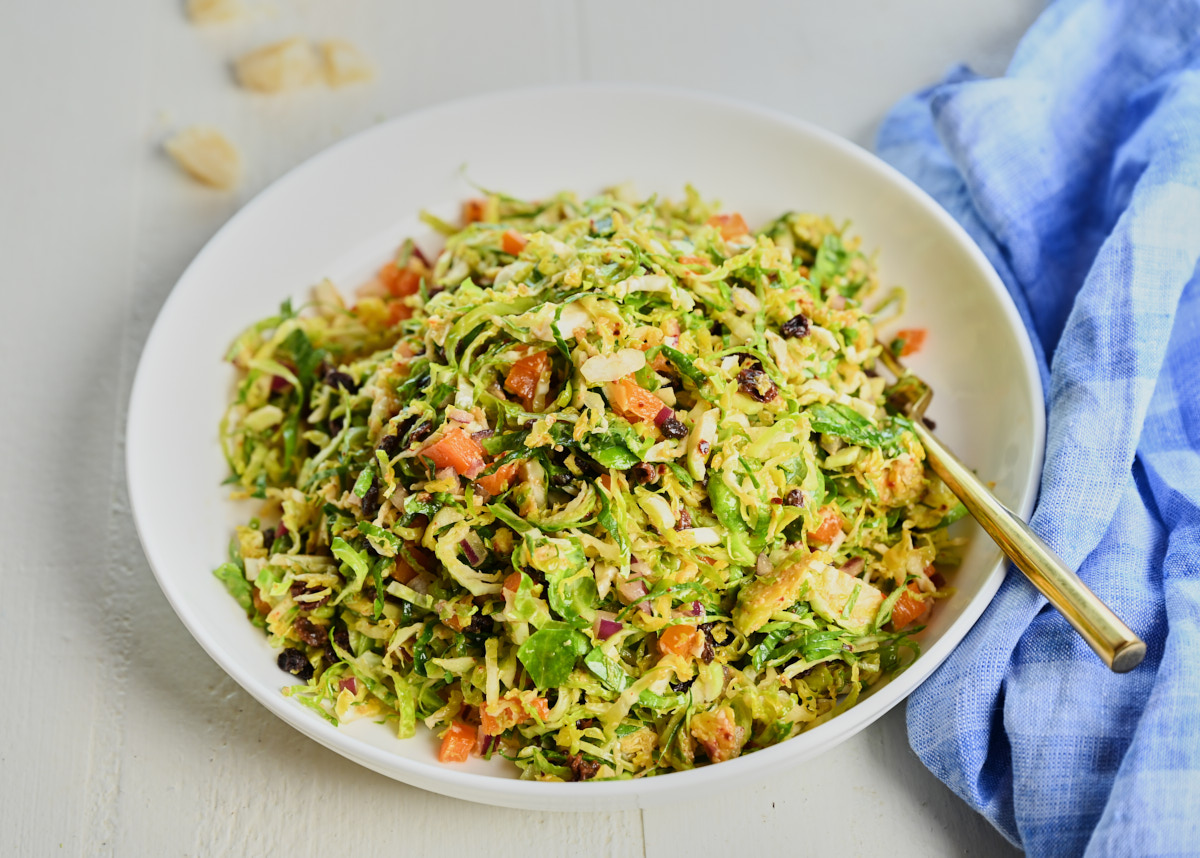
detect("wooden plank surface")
[0,1,1041,855]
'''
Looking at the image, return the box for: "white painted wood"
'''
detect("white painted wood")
[0,0,1040,854]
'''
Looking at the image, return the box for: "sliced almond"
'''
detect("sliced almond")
[164,126,242,190]
[186,0,245,24]
[235,37,320,93]
[319,39,374,87]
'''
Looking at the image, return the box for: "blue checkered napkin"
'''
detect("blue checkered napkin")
[875,1,1200,854]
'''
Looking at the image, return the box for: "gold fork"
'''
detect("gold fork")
[877,347,1146,673]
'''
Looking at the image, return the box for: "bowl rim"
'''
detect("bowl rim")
[126,82,1046,807]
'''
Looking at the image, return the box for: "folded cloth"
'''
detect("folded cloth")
[875,1,1200,855]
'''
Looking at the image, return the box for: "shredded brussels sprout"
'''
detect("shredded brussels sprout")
[215,186,963,780]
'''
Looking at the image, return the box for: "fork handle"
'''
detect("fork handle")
[913,421,1146,673]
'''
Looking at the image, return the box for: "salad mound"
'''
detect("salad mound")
[214,186,965,779]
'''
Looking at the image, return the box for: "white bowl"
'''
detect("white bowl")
[127,84,1044,811]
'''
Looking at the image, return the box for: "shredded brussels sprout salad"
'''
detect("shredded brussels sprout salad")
[214,185,968,780]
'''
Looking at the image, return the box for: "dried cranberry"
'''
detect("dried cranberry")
[324,369,360,393]
[675,509,694,531]
[785,489,805,507]
[293,617,327,647]
[277,649,314,681]
[550,472,573,487]
[781,313,810,339]
[568,753,602,781]
[669,677,695,693]
[377,434,401,458]
[290,582,331,610]
[407,421,433,444]
[466,613,495,635]
[737,361,778,403]
[261,527,276,552]
[631,463,662,485]
[332,627,351,655]
[699,621,735,648]
[660,415,689,439]
[361,477,381,520]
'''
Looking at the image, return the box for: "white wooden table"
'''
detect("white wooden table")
[1,2,1041,854]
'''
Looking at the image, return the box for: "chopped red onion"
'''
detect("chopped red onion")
[683,600,703,617]
[460,532,487,567]
[616,580,651,615]
[471,428,496,440]
[617,579,648,603]
[448,407,473,423]
[630,557,652,577]
[654,406,674,427]
[594,616,623,640]
[338,677,358,694]
[838,557,865,577]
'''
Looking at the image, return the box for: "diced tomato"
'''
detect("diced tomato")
[658,625,699,658]
[501,229,528,255]
[479,709,502,737]
[894,328,927,357]
[391,544,431,584]
[678,254,712,267]
[251,586,271,616]
[379,263,423,298]
[390,558,417,584]
[385,299,413,326]
[419,427,486,478]
[807,504,844,546]
[480,696,551,736]
[609,376,666,424]
[504,350,551,411]
[706,213,750,241]
[476,461,519,496]
[528,697,551,721]
[438,722,476,763]
[890,582,929,630]
[462,198,488,225]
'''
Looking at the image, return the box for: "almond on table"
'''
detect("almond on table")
[186,0,245,24]
[319,39,374,87]
[164,126,242,190]
[234,37,321,93]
